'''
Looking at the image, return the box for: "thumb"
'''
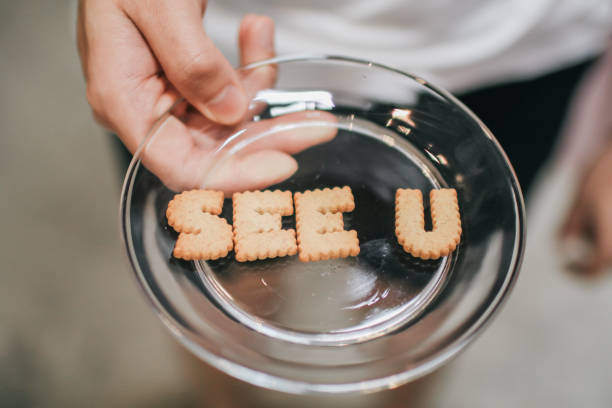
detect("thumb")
[124,1,248,125]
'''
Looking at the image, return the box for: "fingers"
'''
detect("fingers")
[560,188,598,276]
[203,150,298,194]
[140,115,212,192]
[239,14,275,67]
[588,193,612,274]
[181,109,338,154]
[560,189,588,240]
[238,14,277,100]
[235,111,338,155]
[143,116,301,194]
[123,0,248,125]
[560,144,612,275]
[198,111,337,194]
[560,160,612,275]
[140,110,337,193]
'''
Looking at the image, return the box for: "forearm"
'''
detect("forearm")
[556,40,612,169]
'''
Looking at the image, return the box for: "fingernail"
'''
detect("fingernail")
[243,151,297,187]
[203,84,248,125]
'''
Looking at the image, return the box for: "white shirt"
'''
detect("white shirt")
[206,0,612,92]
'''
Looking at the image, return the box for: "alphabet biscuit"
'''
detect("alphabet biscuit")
[232,190,298,262]
[395,188,461,260]
[166,190,233,260]
[294,186,360,262]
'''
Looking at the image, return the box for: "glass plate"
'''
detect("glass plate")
[121,55,525,394]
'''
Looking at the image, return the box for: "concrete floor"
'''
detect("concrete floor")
[0,2,199,407]
[1,2,611,407]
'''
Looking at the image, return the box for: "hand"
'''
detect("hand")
[78,0,253,145]
[561,141,612,275]
[78,1,335,191]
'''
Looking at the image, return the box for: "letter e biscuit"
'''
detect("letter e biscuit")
[294,186,360,262]
[232,190,298,262]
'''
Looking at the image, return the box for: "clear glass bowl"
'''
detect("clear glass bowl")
[121,55,525,394]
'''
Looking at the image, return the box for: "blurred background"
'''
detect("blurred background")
[1,2,611,407]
